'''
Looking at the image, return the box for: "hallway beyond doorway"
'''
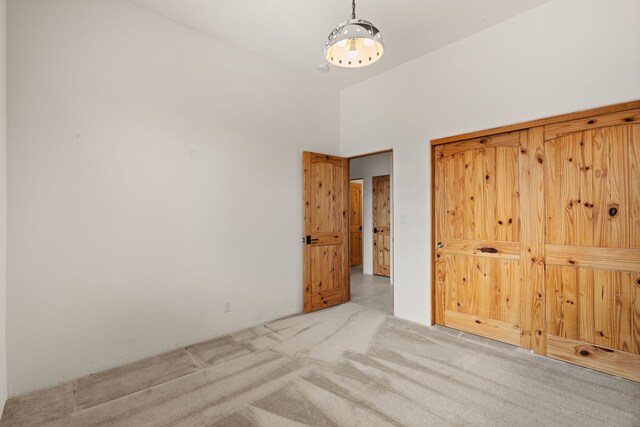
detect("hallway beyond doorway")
[350,266,392,315]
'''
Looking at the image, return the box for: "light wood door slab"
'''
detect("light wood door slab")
[349,182,363,266]
[303,152,350,313]
[434,138,523,346]
[372,175,391,277]
[543,121,640,380]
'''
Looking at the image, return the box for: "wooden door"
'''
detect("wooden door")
[433,102,640,382]
[433,132,525,346]
[542,114,640,381]
[303,152,350,313]
[349,182,363,266]
[372,175,391,277]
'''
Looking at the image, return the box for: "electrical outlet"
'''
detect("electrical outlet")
[224,301,231,313]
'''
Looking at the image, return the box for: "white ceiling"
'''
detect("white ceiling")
[128,0,551,90]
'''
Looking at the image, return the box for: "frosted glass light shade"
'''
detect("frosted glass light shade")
[324,19,384,68]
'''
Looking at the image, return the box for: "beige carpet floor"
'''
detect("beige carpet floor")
[2,302,639,426]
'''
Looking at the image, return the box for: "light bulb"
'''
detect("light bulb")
[337,39,348,48]
[347,39,359,60]
[363,38,374,47]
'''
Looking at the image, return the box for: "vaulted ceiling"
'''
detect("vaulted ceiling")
[128,0,551,89]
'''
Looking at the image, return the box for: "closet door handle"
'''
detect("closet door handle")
[373,227,378,233]
[437,242,444,249]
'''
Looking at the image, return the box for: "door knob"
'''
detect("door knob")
[374,227,378,233]
[437,242,444,249]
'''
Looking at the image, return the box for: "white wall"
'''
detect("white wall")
[7,0,339,394]
[349,152,392,278]
[340,0,640,325]
[6,0,639,397]
[0,0,6,413]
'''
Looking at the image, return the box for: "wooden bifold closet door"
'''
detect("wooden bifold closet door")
[433,102,640,382]
[543,115,640,379]
[433,131,526,347]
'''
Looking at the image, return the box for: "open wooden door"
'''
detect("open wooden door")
[349,182,363,266]
[372,175,391,277]
[303,152,350,313]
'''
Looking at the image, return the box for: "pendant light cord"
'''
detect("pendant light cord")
[352,0,356,19]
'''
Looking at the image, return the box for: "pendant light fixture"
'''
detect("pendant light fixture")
[324,0,384,68]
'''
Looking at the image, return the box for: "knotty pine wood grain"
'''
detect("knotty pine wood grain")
[546,266,579,341]
[342,158,351,301]
[444,147,519,244]
[544,108,640,141]
[443,239,520,260]
[303,152,350,312]
[629,125,640,248]
[303,152,312,313]
[577,130,594,246]
[545,244,640,273]
[444,309,521,347]
[438,137,522,344]
[349,182,363,266]
[432,101,640,380]
[593,269,616,350]
[495,146,520,242]
[578,268,595,344]
[546,334,640,382]
[431,100,640,145]
[372,175,391,277]
[546,125,633,248]
[433,145,446,325]
[632,273,640,355]
[519,127,546,354]
[444,254,521,328]
[547,266,639,356]
[614,272,633,354]
[442,131,519,156]
[443,152,464,238]
[464,149,476,240]
[542,113,640,380]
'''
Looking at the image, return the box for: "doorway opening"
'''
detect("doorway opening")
[348,150,393,315]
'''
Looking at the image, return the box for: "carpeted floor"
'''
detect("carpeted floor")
[2,302,639,426]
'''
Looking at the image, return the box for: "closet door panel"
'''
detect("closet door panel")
[544,123,640,381]
[435,135,523,345]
